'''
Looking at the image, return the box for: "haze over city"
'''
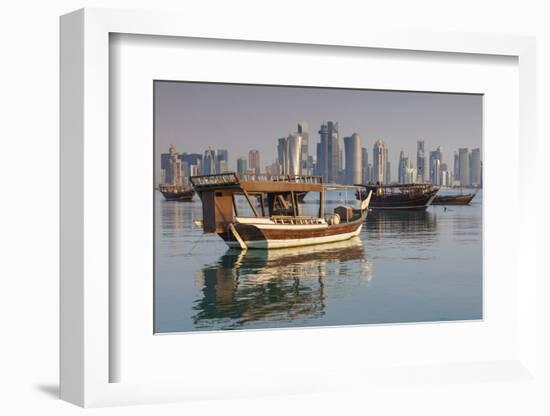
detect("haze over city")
[154,81,482,185]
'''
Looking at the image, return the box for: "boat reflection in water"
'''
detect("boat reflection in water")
[365,209,438,241]
[191,237,372,330]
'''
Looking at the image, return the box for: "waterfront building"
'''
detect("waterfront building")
[236,157,248,176]
[160,152,172,184]
[361,147,369,184]
[265,161,281,175]
[417,140,426,183]
[180,153,202,178]
[343,133,362,185]
[431,158,441,186]
[277,133,302,175]
[297,122,310,174]
[315,142,322,177]
[440,163,451,187]
[216,149,229,173]
[203,148,216,175]
[429,146,443,185]
[404,159,417,183]
[470,148,481,187]
[189,164,201,177]
[367,163,374,183]
[318,121,340,183]
[458,148,470,186]
[248,149,261,175]
[287,133,302,175]
[168,145,184,187]
[398,150,406,184]
[453,152,460,182]
[384,147,390,184]
[373,140,387,184]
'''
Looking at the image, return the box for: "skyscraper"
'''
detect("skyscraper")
[248,149,261,175]
[236,157,248,177]
[203,148,216,175]
[404,158,416,183]
[470,148,481,187]
[398,150,406,184]
[216,149,229,173]
[318,121,340,183]
[180,153,202,178]
[453,151,460,183]
[384,147,390,184]
[429,146,443,185]
[167,145,183,186]
[373,140,387,184]
[361,147,369,184]
[297,122,309,174]
[343,133,362,185]
[417,141,426,183]
[458,148,470,186]
[277,133,302,175]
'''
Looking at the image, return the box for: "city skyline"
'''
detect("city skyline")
[155,81,482,184]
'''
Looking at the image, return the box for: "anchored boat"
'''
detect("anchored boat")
[356,183,439,210]
[190,172,372,250]
[159,184,195,201]
[432,191,477,205]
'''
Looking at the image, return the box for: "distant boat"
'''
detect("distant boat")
[432,191,477,205]
[190,172,372,250]
[355,183,439,210]
[159,184,195,201]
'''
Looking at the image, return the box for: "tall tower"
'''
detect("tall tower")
[318,123,329,182]
[344,133,361,185]
[297,122,309,174]
[416,140,426,183]
[216,149,228,173]
[248,149,261,175]
[361,147,369,184]
[287,133,302,176]
[372,140,387,184]
[167,145,183,187]
[236,157,248,177]
[327,121,340,183]
[470,148,481,187]
[277,133,302,176]
[203,148,216,175]
[398,150,406,184]
[458,148,470,186]
[384,147,390,184]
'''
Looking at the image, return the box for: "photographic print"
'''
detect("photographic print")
[154,81,482,333]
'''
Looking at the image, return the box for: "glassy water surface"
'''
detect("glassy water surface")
[154,190,482,333]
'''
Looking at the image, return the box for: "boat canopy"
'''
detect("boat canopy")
[191,172,324,193]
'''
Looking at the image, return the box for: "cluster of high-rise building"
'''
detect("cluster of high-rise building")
[161,123,482,188]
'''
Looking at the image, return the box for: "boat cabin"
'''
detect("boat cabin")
[190,173,327,234]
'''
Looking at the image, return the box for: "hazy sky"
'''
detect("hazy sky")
[154,81,482,180]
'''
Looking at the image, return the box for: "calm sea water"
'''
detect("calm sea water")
[154,190,482,333]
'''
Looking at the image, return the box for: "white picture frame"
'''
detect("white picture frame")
[60,8,537,407]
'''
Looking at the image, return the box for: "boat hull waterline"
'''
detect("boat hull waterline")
[221,220,364,249]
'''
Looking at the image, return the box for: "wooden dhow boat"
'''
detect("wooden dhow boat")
[190,172,372,250]
[432,191,477,205]
[356,183,439,210]
[159,184,195,201]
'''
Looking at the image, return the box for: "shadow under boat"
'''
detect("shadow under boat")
[191,237,371,328]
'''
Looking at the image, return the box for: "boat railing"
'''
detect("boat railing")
[271,215,325,225]
[190,173,240,188]
[190,172,323,188]
[238,173,323,184]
